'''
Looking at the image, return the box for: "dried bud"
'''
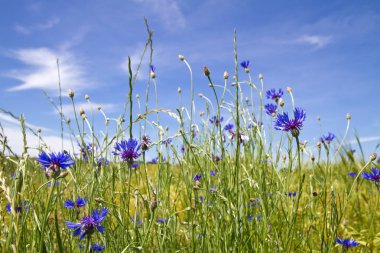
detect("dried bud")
[85,94,90,100]
[97,106,102,110]
[79,107,85,116]
[66,117,71,124]
[370,153,377,161]
[203,66,210,77]
[317,116,321,121]
[208,83,213,87]
[311,154,315,162]
[286,86,292,93]
[68,89,74,98]
[150,70,156,79]
[81,113,87,120]
[259,73,263,80]
[37,128,41,133]
[312,191,318,197]
[198,93,203,97]
[200,111,204,117]
[282,154,287,161]
[346,113,351,120]
[178,54,185,61]
[316,142,321,149]
[150,196,157,211]
[136,94,140,100]
[278,98,285,107]
[223,71,229,79]
[177,87,181,93]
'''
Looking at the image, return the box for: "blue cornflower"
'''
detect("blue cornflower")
[199,196,204,203]
[265,103,277,116]
[150,65,156,78]
[209,116,223,126]
[193,174,202,181]
[157,218,166,223]
[361,168,380,187]
[113,139,141,166]
[336,238,360,249]
[6,201,28,214]
[162,138,172,146]
[212,154,221,163]
[286,192,297,197]
[180,145,185,154]
[80,143,93,160]
[347,172,357,177]
[266,88,284,102]
[97,158,109,168]
[210,170,216,176]
[224,123,234,131]
[47,181,60,187]
[151,157,159,164]
[91,244,105,252]
[37,152,75,178]
[247,215,253,222]
[64,197,87,209]
[274,107,306,137]
[320,132,335,144]
[66,207,108,240]
[150,64,156,73]
[240,60,250,71]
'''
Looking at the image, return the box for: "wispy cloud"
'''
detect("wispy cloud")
[133,0,186,31]
[15,17,60,35]
[5,47,90,93]
[349,136,380,144]
[295,35,332,48]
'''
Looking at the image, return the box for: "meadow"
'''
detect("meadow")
[1,28,379,253]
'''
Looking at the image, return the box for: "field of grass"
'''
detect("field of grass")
[0,29,379,253]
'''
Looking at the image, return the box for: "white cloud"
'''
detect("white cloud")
[5,47,90,93]
[133,0,186,31]
[15,17,60,35]
[295,35,332,48]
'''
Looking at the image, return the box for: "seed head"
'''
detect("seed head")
[81,113,87,120]
[278,98,285,107]
[85,94,90,100]
[203,66,210,77]
[223,71,229,79]
[68,89,74,98]
[286,86,292,93]
[259,73,263,80]
[37,128,41,134]
[79,107,85,116]
[317,116,321,121]
[97,106,101,110]
[178,54,185,61]
[177,87,181,93]
[370,153,377,161]
[346,113,351,120]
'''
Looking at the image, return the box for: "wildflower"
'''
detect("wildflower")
[266,88,284,102]
[80,143,93,160]
[336,238,360,250]
[157,218,166,223]
[286,192,297,197]
[240,60,250,73]
[247,198,260,208]
[361,168,380,187]
[193,174,202,182]
[6,201,29,214]
[224,123,234,131]
[274,107,306,137]
[66,207,108,240]
[64,197,87,209]
[210,170,216,176]
[208,186,217,193]
[96,158,109,169]
[247,215,253,222]
[141,135,151,151]
[113,139,141,167]
[47,181,60,187]
[320,132,335,144]
[37,152,75,178]
[162,138,172,146]
[347,172,357,177]
[203,66,210,77]
[180,145,185,154]
[264,103,277,116]
[199,196,204,203]
[209,116,223,126]
[91,244,105,252]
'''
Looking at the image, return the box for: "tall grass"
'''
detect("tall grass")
[0,24,379,253]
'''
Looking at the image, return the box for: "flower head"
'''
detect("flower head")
[266,88,284,102]
[150,65,156,78]
[320,132,335,144]
[96,158,109,168]
[361,168,380,187]
[336,238,360,249]
[141,135,151,151]
[274,107,306,137]
[265,103,277,116]
[113,139,141,166]
[240,60,250,72]
[66,207,108,240]
[224,123,234,131]
[37,152,75,178]
[6,201,28,214]
[209,116,223,126]
[347,172,357,177]
[193,174,202,182]
[91,244,105,252]
[64,197,87,209]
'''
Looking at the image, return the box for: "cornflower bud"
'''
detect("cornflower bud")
[68,89,74,98]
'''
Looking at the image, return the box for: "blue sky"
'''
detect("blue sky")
[0,0,379,158]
